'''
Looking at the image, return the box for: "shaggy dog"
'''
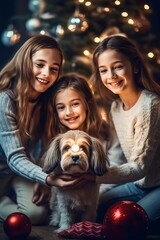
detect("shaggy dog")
[42,130,108,232]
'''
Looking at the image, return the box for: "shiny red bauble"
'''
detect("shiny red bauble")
[102,201,150,240]
[3,212,32,239]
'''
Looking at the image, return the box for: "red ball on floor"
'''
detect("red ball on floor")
[3,212,32,239]
[102,201,150,240]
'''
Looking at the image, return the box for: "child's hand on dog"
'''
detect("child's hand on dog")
[46,173,96,189]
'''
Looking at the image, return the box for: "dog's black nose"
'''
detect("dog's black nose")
[72,155,79,162]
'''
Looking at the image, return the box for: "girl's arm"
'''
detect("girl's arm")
[0,92,48,184]
[0,92,91,188]
[97,97,160,185]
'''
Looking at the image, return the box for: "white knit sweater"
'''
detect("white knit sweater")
[97,90,160,189]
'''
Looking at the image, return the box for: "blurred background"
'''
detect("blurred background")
[0,0,160,79]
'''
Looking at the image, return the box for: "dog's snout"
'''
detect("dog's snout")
[72,155,79,162]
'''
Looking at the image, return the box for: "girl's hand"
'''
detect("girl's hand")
[46,173,96,189]
[32,183,51,205]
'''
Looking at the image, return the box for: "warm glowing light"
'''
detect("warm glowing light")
[94,37,100,43]
[11,34,20,43]
[148,52,154,58]
[121,12,128,17]
[83,50,90,56]
[115,0,121,5]
[97,7,110,13]
[78,0,84,2]
[104,7,110,12]
[144,4,150,10]
[40,30,47,35]
[128,19,134,25]
[100,108,108,121]
[68,15,88,32]
[85,1,91,6]
[157,58,160,64]
[56,25,64,36]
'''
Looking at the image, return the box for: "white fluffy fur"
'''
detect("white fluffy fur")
[42,130,109,232]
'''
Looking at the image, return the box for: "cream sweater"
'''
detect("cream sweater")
[97,90,160,189]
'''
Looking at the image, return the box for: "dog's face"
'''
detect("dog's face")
[42,130,109,175]
[58,133,91,174]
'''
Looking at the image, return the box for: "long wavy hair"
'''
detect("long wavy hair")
[0,35,63,146]
[51,72,110,141]
[90,35,160,103]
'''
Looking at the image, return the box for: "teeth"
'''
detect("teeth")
[37,78,48,83]
[68,118,76,122]
[67,117,76,120]
[111,81,121,86]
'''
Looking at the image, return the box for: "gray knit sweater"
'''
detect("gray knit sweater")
[0,91,47,184]
[96,90,160,189]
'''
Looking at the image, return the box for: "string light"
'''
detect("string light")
[83,49,90,56]
[147,52,154,58]
[0,0,159,79]
[104,7,110,12]
[121,12,128,17]
[85,1,91,6]
[128,18,134,25]
[115,0,121,6]
[40,30,47,35]
[144,4,150,10]
[94,37,100,43]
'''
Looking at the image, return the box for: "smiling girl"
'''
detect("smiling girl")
[51,72,126,193]
[0,35,78,225]
[51,72,109,140]
[87,35,160,225]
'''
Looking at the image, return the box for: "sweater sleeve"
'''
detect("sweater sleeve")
[0,92,48,185]
[107,118,127,166]
[96,95,160,186]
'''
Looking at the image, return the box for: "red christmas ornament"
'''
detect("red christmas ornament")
[102,201,150,240]
[3,212,32,239]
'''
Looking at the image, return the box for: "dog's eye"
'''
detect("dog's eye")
[63,145,70,152]
[80,145,88,153]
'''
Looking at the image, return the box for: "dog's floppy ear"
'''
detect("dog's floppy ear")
[42,135,61,173]
[90,136,109,176]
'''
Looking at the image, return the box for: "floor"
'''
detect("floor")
[0,222,75,240]
[1,222,160,240]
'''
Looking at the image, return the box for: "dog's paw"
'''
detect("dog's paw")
[54,228,61,233]
[54,222,71,233]
[54,225,70,233]
[49,218,59,227]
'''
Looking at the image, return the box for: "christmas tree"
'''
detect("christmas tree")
[1,0,160,79]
